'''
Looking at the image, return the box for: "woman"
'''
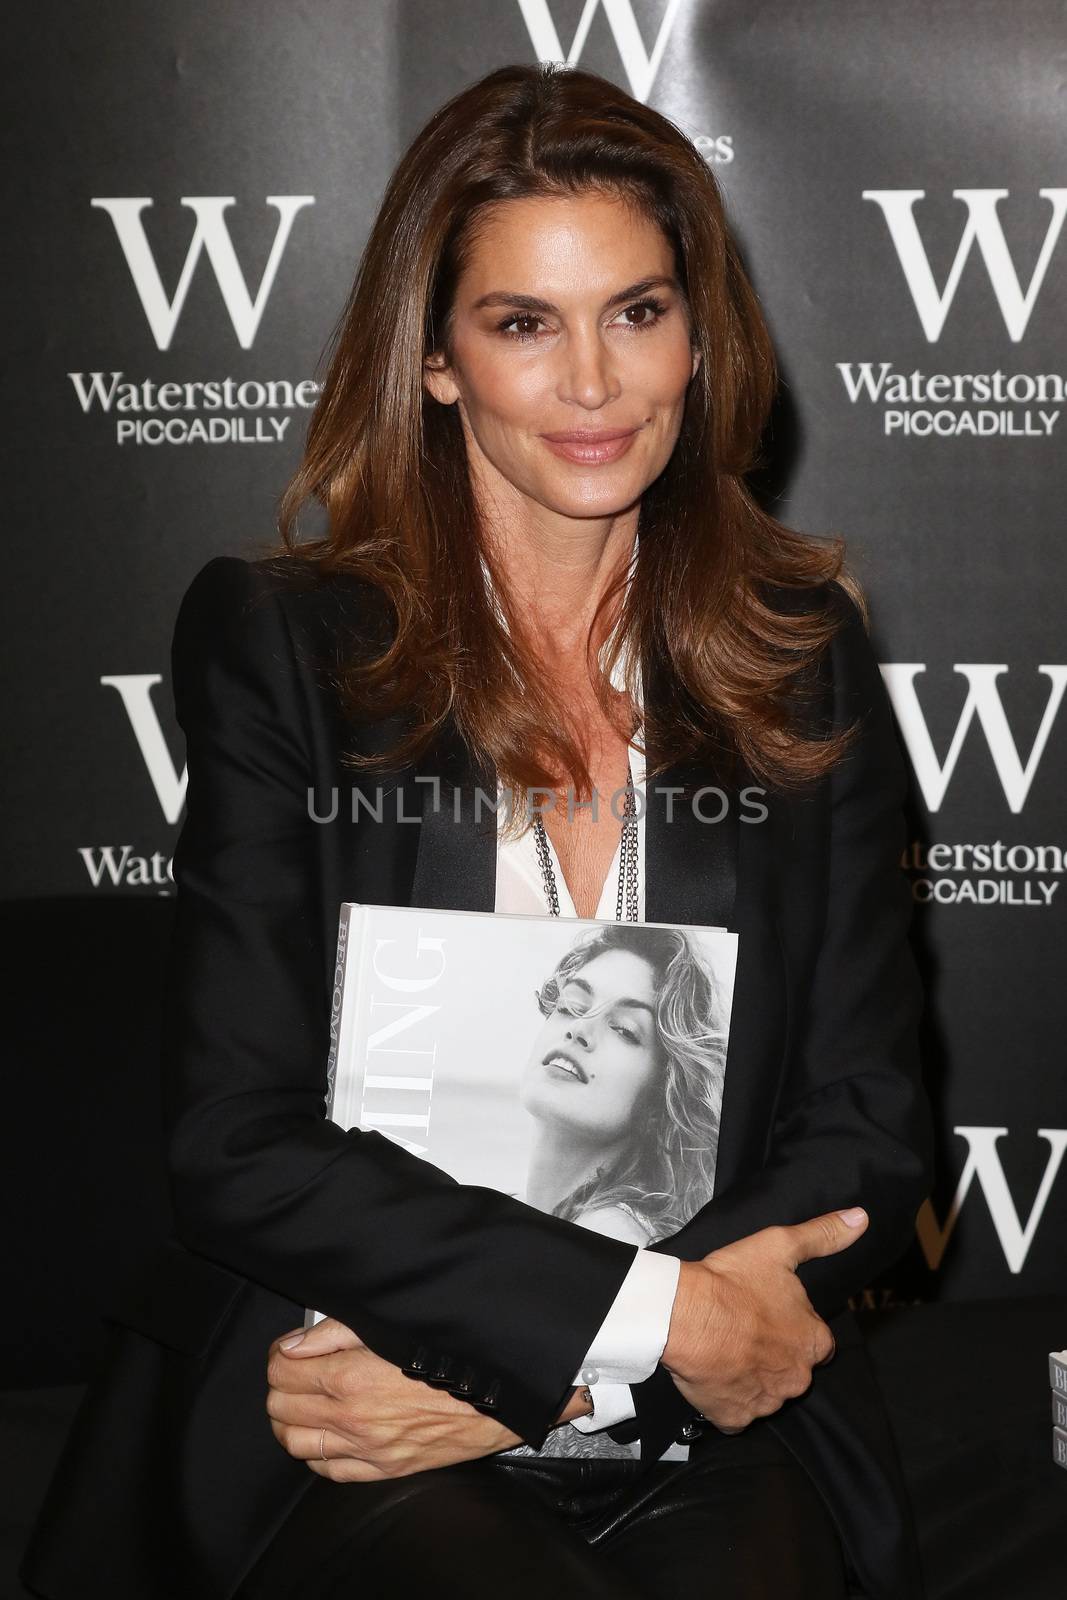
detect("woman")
[521,924,727,1245]
[21,61,934,1600]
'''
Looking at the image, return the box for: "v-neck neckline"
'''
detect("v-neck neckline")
[523,732,646,920]
[538,819,623,920]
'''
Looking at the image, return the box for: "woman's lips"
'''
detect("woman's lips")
[543,1050,589,1084]
[540,429,639,465]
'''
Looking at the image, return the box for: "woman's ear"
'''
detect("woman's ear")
[423,351,460,406]
[690,345,703,380]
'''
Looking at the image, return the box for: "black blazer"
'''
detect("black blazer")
[22,555,935,1600]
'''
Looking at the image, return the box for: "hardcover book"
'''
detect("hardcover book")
[308,902,739,1461]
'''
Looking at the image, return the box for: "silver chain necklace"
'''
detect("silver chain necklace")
[531,760,639,921]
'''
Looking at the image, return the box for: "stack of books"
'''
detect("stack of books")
[1051,1349,1067,1469]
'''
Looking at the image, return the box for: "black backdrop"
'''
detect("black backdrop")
[5,1,1065,1350]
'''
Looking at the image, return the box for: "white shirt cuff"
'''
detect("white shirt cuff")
[571,1248,680,1385]
[571,1382,641,1433]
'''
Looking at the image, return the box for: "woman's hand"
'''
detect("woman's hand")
[661,1207,868,1433]
[266,1317,584,1481]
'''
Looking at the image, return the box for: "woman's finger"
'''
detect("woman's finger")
[269,1421,337,1461]
[815,1335,837,1366]
[274,1317,364,1359]
[265,1386,344,1432]
[306,1454,388,1482]
[272,1423,387,1481]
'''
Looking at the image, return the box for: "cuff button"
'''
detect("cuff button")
[401,1346,430,1377]
[476,1379,502,1410]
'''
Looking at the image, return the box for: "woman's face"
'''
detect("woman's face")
[520,946,662,1142]
[423,191,701,523]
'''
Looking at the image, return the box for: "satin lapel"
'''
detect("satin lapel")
[642,649,740,933]
[317,582,495,915]
[408,717,498,913]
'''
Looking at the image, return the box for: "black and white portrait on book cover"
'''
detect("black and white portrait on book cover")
[316,904,739,1461]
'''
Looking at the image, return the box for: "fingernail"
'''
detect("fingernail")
[280,1332,306,1349]
[837,1207,867,1227]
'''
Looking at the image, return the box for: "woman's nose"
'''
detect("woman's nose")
[558,329,620,410]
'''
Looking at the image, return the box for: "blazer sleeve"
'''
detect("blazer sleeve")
[162,555,637,1447]
[620,585,935,1451]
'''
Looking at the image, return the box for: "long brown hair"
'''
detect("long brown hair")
[271,62,860,828]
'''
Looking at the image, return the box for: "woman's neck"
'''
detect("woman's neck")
[525,1123,627,1212]
[478,497,638,664]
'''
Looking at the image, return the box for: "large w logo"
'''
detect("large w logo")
[862,189,1067,342]
[101,674,187,824]
[516,0,683,103]
[917,1127,1067,1273]
[880,664,1067,814]
[91,195,315,350]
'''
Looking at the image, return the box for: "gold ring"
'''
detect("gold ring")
[319,1426,328,1461]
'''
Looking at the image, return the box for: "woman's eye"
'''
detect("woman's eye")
[553,991,641,1040]
[617,297,667,330]
[496,298,667,342]
[556,990,598,1020]
[499,313,544,341]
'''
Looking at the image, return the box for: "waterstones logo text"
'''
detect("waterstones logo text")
[837,362,1062,439]
[74,195,318,446]
[69,370,321,447]
[842,189,1067,438]
[903,839,1063,908]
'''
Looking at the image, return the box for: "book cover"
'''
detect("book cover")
[311,902,739,1462]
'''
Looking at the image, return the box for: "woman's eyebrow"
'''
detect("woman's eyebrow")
[563,975,654,1015]
[471,275,680,315]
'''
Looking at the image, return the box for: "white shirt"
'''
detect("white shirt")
[486,534,681,1436]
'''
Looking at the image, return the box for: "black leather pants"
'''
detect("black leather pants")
[235,1417,852,1600]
